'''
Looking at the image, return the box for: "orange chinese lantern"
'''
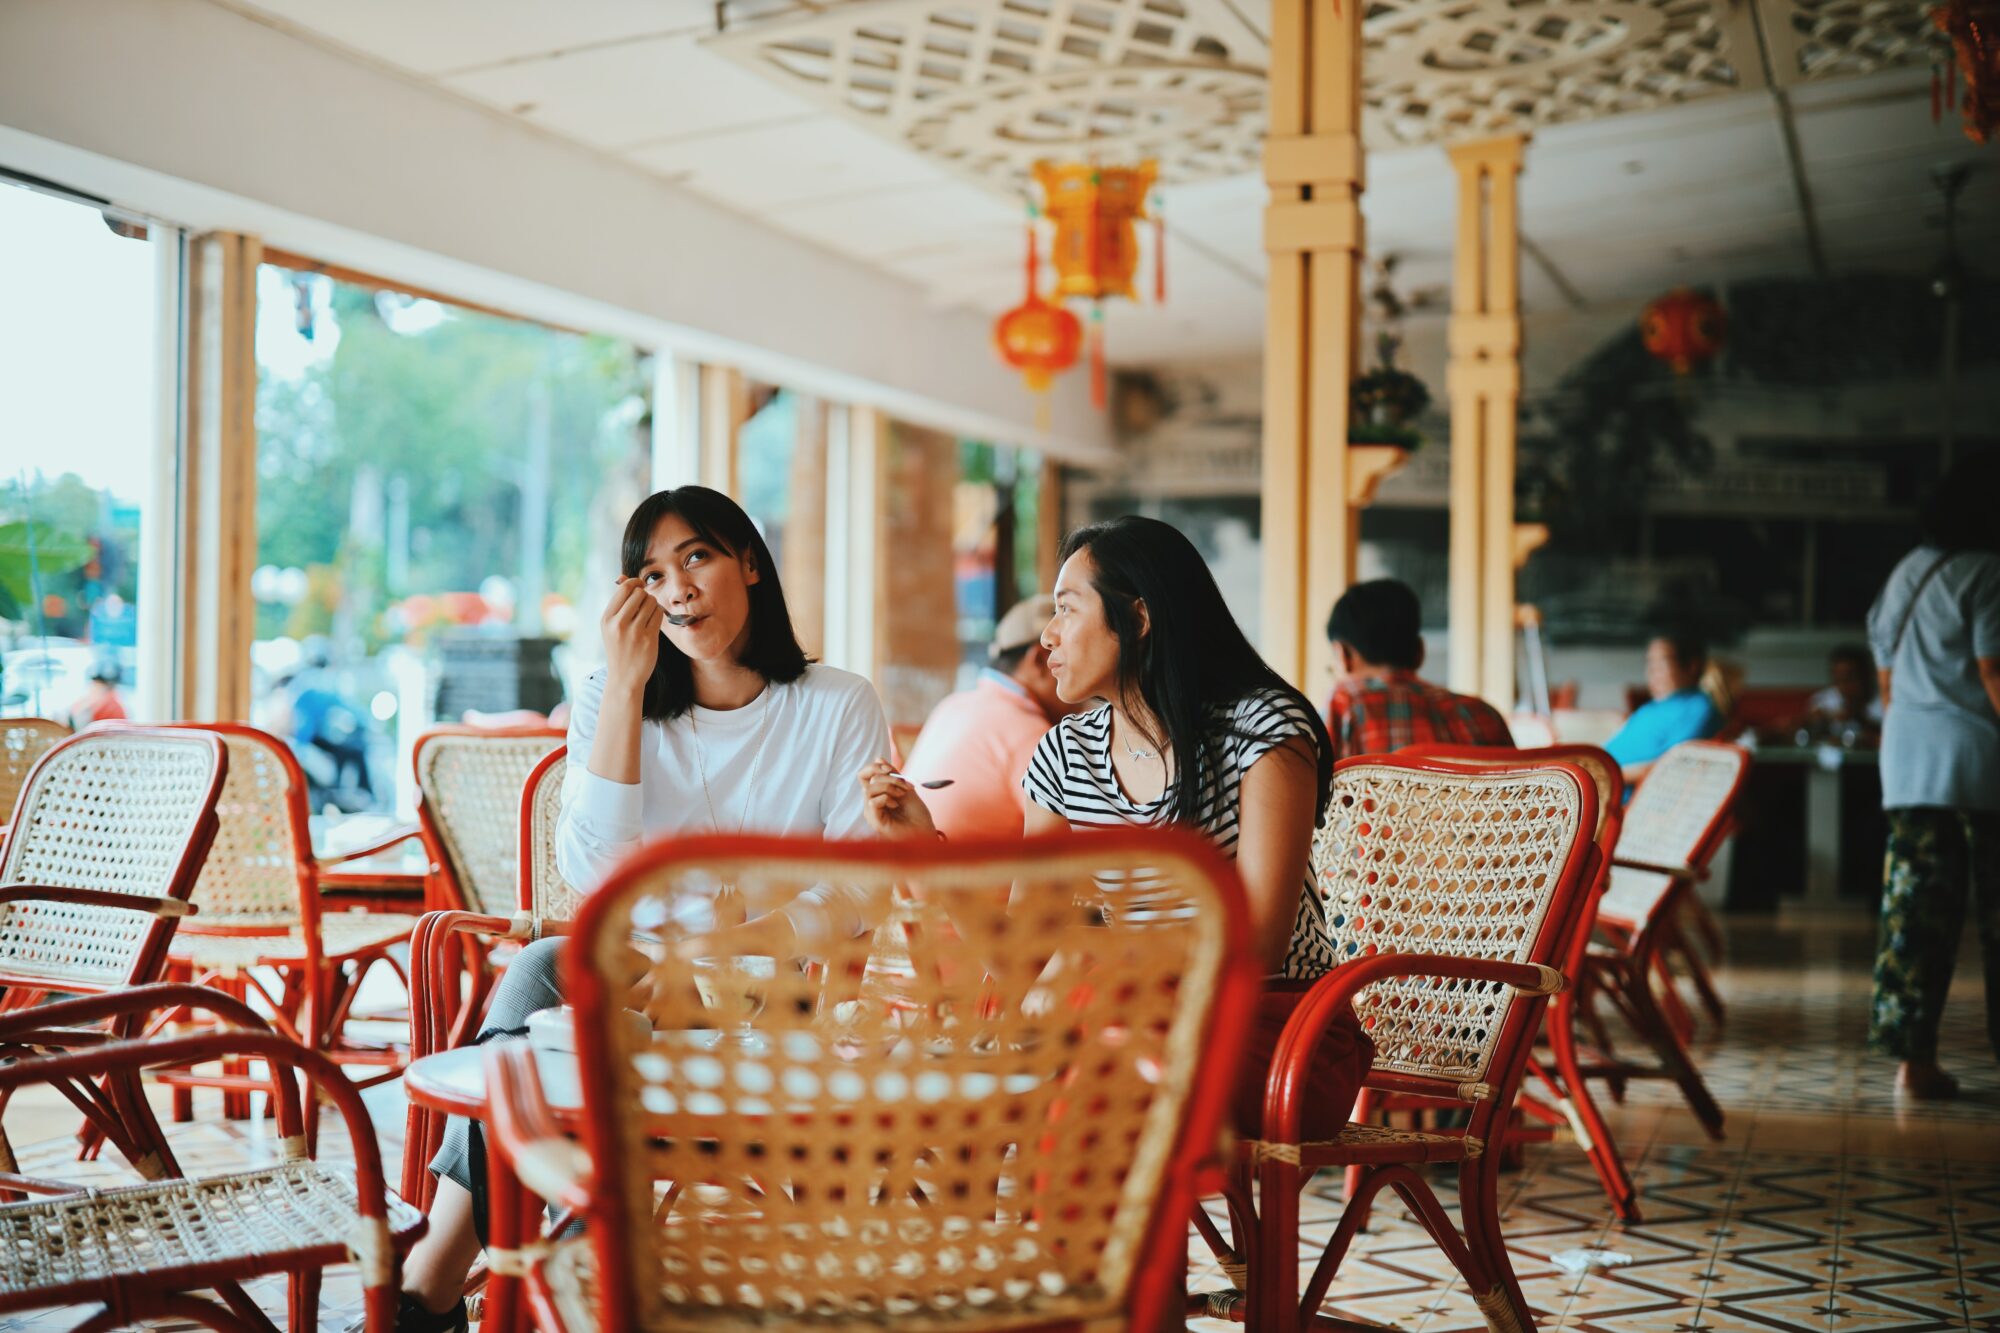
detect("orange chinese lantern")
[993,221,1083,428]
[1031,160,1162,408]
[1641,288,1726,375]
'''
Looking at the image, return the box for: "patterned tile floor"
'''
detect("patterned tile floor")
[2,907,1996,1332]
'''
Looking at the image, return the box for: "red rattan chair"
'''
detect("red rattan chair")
[401,744,576,1207]
[484,829,1260,1333]
[1397,743,1640,1222]
[135,723,419,1122]
[1585,740,1748,1137]
[1192,756,1599,1333]
[0,717,68,854]
[0,1019,423,1333]
[413,727,566,917]
[0,727,226,1181]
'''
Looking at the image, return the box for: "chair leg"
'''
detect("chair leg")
[1666,923,1726,1029]
[1454,1148,1534,1333]
[1650,950,1696,1048]
[1547,999,1640,1224]
[289,1266,324,1333]
[1341,1086,1380,1226]
[1250,1150,1308,1333]
[1627,933,1725,1140]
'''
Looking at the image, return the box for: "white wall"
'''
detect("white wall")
[0,0,1112,461]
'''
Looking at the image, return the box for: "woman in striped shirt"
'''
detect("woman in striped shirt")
[863,516,1368,1131]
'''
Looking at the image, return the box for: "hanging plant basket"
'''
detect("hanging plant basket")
[1348,346,1431,451]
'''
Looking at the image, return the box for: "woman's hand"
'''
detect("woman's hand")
[602,575,664,690]
[857,759,938,840]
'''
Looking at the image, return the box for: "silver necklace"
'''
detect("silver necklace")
[1116,717,1159,762]
[690,691,775,835]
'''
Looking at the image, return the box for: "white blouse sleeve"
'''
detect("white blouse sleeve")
[781,673,894,955]
[553,670,646,893]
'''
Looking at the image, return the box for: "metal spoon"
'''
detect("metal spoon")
[664,611,697,626]
[892,773,954,789]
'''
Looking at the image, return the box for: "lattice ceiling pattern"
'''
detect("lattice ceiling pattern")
[706,0,1941,191]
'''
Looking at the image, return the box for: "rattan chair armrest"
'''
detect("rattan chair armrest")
[483,1041,592,1213]
[410,910,536,1058]
[1260,953,1568,1145]
[0,885,195,917]
[1609,856,1699,880]
[0,982,274,1043]
[316,821,425,867]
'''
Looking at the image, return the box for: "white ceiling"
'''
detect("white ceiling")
[219,0,1995,365]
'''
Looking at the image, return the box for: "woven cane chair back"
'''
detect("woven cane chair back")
[1311,758,1595,1087]
[1616,741,1748,873]
[0,728,225,988]
[414,728,563,916]
[155,724,314,926]
[564,830,1255,1333]
[1401,743,1623,864]
[0,718,68,826]
[520,745,580,924]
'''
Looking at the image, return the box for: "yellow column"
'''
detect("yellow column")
[1260,0,1365,692]
[179,230,261,722]
[698,364,747,497]
[1444,134,1526,708]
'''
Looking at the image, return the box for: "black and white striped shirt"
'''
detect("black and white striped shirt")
[1021,690,1336,979]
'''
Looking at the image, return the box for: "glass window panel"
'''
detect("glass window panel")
[254,262,652,814]
[0,183,173,726]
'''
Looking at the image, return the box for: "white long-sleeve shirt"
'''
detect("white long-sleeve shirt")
[555,663,894,951]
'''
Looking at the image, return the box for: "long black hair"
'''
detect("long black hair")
[1059,515,1333,827]
[619,486,809,721]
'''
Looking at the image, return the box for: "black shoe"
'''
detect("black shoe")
[344,1293,468,1333]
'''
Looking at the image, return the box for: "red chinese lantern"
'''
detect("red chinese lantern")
[993,222,1083,426]
[1641,288,1726,375]
[1933,0,2000,143]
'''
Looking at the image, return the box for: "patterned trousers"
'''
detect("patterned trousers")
[430,936,566,1243]
[1869,807,2000,1061]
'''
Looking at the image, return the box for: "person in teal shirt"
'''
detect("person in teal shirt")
[1604,632,1723,783]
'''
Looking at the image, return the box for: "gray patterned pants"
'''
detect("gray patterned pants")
[428,937,566,1243]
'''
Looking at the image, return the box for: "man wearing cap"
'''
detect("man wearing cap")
[1325,579,1512,760]
[902,594,1073,840]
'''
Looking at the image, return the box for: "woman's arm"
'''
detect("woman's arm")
[553,580,661,890]
[1235,735,1320,974]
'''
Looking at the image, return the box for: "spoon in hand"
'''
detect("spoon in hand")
[892,772,954,789]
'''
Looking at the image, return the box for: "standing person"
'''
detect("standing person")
[1323,579,1512,760]
[1866,451,2000,1100]
[1603,631,1723,783]
[860,515,1372,1139]
[380,486,908,1333]
[901,594,1074,840]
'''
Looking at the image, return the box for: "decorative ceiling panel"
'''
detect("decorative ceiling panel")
[706,0,1939,194]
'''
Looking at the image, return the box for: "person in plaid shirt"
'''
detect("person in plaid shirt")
[1324,579,1513,760]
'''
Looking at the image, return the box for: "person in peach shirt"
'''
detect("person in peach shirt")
[902,595,1073,839]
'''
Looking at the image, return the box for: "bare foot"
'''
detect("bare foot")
[1897,1060,1959,1100]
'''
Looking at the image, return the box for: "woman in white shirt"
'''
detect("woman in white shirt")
[387,485,898,1333]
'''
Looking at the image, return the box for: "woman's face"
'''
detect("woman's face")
[633,512,759,664]
[1042,550,1128,706]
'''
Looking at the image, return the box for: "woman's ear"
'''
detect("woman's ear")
[1132,597,1150,640]
[742,547,762,587]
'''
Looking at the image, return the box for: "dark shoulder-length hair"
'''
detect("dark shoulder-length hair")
[620,486,809,721]
[1919,450,2000,554]
[1059,515,1333,827]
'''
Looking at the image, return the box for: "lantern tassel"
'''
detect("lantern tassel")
[1153,206,1166,304]
[1034,391,1051,434]
[1089,304,1107,410]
